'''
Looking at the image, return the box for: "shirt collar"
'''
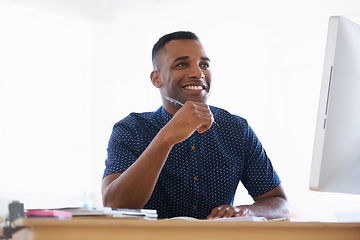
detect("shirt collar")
[160,106,173,123]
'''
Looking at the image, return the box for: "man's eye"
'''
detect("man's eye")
[201,63,210,68]
[176,62,187,67]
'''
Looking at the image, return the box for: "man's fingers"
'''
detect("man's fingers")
[207,206,245,219]
[180,102,214,133]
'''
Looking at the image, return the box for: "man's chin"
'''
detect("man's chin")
[181,93,209,104]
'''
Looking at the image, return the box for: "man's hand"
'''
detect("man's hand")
[206,185,290,220]
[162,101,214,145]
[207,205,250,220]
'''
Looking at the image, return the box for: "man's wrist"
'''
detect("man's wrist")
[235,205,252,217]
[155,128,176,149]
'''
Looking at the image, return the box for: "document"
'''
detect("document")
[168,216,267,222]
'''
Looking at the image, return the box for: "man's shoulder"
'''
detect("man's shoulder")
[209,105,248,126]
[114,107,162,129]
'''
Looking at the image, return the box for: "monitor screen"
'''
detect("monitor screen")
[309,16,360,195]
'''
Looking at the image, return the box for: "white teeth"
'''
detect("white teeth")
[184,85,203,90]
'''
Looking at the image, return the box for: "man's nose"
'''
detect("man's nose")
[188,66,205,80]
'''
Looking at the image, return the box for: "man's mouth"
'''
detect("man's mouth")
[183,85,205,90]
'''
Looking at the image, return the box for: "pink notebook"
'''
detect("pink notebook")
[25,209,72,219]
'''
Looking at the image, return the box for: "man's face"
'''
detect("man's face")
[155,39,212,107]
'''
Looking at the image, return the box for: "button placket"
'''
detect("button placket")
[189,133,200,213]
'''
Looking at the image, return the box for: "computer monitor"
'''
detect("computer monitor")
[309,16,360,195]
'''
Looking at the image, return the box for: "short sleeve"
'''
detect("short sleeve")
[103,122,141,178]
[241,124,281,198]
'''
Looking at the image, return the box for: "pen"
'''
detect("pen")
[165,96,185,107]
[165,96,219,126]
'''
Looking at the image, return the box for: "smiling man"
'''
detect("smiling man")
[151,39,211,110]
[101,31,290,220]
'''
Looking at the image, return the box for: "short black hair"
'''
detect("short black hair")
[152,31,200,69]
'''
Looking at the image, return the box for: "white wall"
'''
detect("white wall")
[1,0,360,220]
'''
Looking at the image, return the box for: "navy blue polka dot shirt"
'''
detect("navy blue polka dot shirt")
[103,106,281,219]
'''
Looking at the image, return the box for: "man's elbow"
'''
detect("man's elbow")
[276,197,291,219]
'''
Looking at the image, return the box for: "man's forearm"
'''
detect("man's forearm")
[102,129,174,209]
[238,197,290,220]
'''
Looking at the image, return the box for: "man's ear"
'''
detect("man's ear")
[150,70,162,88]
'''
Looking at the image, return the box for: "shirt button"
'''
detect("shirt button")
[193,206,197,210]
[193,176,198,181]
[191,146,195,150]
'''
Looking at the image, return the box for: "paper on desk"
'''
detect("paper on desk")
[168,216,267,222]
